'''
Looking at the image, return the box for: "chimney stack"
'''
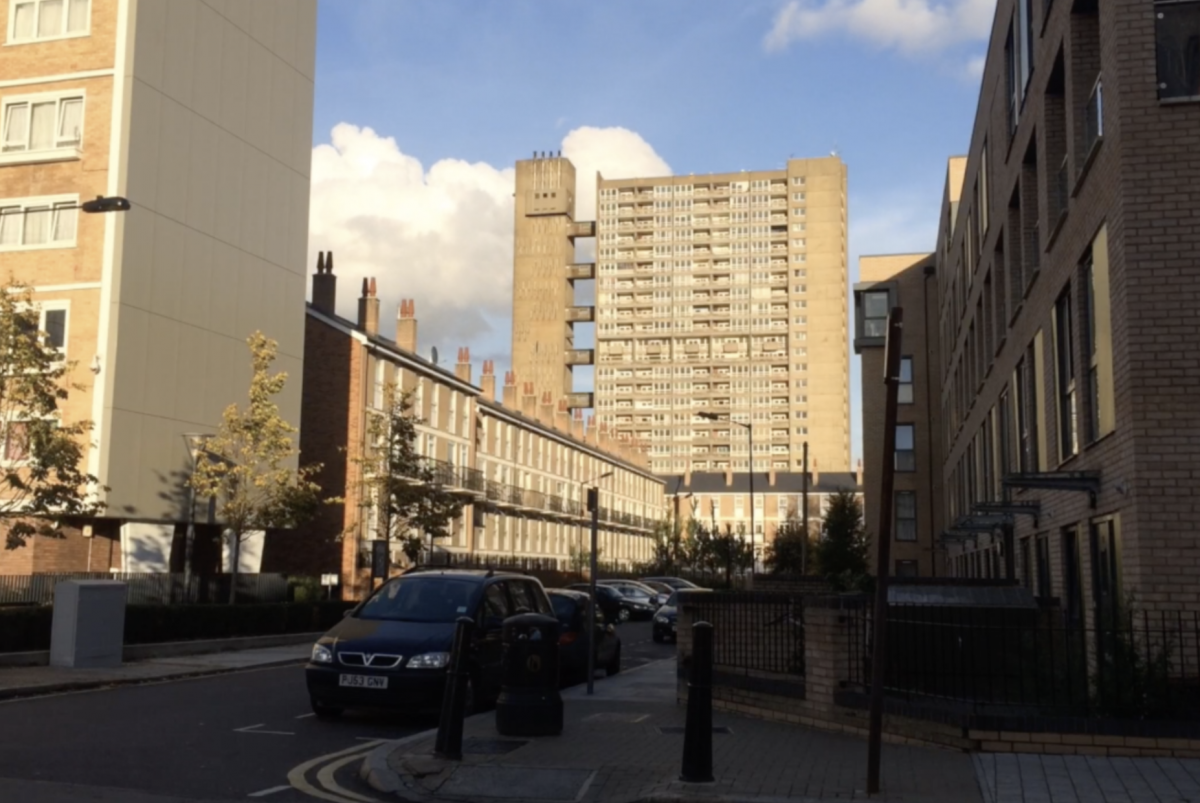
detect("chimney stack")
[312,251,336,315]
[812,458,820,489]
[855,458,863,489]
[539,392,555,426]
[571,409,585,440]
[725,465,733,487]
[455,347,472,384]
[684,464,692,488]
[502,371,518,408]
[521,382,538,419]
[586,415,599,446]
[555,399,570,434]
[396,299,418,353]
[769,467,777,487]
[357,277,380,336]
[480,361,496,402]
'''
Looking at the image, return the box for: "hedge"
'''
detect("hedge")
[0,600,357,654]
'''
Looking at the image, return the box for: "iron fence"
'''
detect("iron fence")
[687,592,805,678]
[847,605,1200,720]
[0,573,295,606]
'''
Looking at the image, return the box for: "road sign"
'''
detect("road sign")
[320,574,339,587]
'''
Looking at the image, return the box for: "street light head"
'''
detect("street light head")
[80,195,132,214]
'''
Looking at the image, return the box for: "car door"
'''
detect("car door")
[475,581,511,699]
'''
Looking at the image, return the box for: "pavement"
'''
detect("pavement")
[361,658,983,803]
[974,754,1200,803]
[0,643,315,701]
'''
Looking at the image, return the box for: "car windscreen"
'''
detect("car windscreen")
[549,594,578,625]
[356,577,477,623]
[665,591,678,607]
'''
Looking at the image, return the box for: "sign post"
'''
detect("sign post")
[371,540,389,589]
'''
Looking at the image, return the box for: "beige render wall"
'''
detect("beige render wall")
[98,0,317,522]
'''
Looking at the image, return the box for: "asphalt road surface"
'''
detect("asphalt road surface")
[0,620,673,803]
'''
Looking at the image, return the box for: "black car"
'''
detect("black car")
[546,589,621,684]
[652,588,711,643]
[306,570,553,718]
[567,583,656,622]
[641,576,701,591]
[600,579,669,608]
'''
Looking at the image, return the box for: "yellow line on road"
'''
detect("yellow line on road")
[286,739,384,803]
[316,753,381,803]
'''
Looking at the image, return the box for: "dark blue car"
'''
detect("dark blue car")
[305,570,553,718]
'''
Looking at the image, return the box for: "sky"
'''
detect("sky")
[307,0,998,465]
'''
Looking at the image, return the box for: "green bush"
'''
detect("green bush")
[0,601,356,653]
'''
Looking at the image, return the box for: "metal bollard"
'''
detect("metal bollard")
[434,616,474,761]
[680,620,714,783]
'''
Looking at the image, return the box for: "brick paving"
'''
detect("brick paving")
[369,659,983,803]
[974,753,1200,803]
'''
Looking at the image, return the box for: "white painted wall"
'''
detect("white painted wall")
[119,522,174,572]
[99,0,317,521]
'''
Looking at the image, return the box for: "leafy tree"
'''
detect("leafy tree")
[357,383,465,567]
[647,512,685,574]
[813,489,872,592]
[765,515,817,575]
[568,543,602,577]
[189,332,325,602]
[0,280,105,549]
[706,523,754,588]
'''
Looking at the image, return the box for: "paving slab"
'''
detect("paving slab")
[975,753,1200,802]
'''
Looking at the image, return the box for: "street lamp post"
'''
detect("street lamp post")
[583,469,613,697]
[698,411,755,572]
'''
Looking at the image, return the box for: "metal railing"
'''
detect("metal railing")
[847,605,1200,720]
[0,572,295,606]
[687,592,806,678]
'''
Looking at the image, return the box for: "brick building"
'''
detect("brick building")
[854,253,945,577]
[0,0,316,574]
[272,256,666,598]
[925,0,1200,623]
[662,468,863,569]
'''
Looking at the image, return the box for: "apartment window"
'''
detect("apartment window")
[894,491,916,541]
[895,425,915,472]
[1082,228,1115,444]
[979,140,989,236]
[898,357,914,404]
[1155,1,1200,101]
[862,290,889,337]
[1035,533,1052,599]
[1,419,32,463]
[1083,76,1103,155]
[0,196,78,250]
[1062,525,1084,627]
[1,94,83,159]
[894,560,918,578]
[1090,516,1121,625]
[372,360,385,409]
[8,0,90,43]
[1053,287,1078,460]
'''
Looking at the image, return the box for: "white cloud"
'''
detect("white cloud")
[764,0,994,57]
[965,54,986,79]
[307,123,670,368]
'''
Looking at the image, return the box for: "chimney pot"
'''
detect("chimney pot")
[395,298,418,352]
[311,251,337,315]
[357,276,380,335]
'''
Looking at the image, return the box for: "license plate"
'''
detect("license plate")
[339,674,387,689]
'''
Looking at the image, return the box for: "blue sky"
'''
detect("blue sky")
[308,0,997,464]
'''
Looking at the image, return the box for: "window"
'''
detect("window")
[1083,226,1114,442]
[1062,525,1083,627]
[1005,28,1019,133]
[895,425,915,472]
[894,491,916,541]
[894,560,918,577]
[862,290,889,337]
[1090,517,1121,625]
[1155,1,1200,101]
[1084,76,1103,155]
[41,306,66,351]
[0,196,78,250]
[8,0,90,43]
[1,93,83,157]
[2,420,29,462]
[898,357,914,404]
[1053,288,1078,459]
[1035,534,1052,599]
[372,360,385,409]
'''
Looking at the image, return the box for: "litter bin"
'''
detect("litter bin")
[495,612,563,737]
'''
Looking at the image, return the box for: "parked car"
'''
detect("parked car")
[653,588,711,643]
[638,579,676,603]
[547,589,621,684]
[599,578,669,608]
[567,583,655,622]
[306,570,553,718]
[641,576,701,591]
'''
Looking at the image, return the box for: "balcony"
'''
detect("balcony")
[567,262,595,280]
[566,306,594,323]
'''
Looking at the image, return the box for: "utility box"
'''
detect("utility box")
[50,581,127,668]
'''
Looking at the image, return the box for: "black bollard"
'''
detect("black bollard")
[434,616,474,760]
[680,620,714,783]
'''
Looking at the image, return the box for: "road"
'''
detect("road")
[0,620,673,803]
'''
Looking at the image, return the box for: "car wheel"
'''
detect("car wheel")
[618,607,631,623]
[310,697,343,719]
[606,645,621,676]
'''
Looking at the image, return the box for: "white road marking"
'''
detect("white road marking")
[316,753,380,803]
[235,723,295,736]
[247,784,292,797]
[287,739,386,803]
[295,713,316,719]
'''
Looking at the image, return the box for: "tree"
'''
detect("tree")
[764,515,817,575]
[189,332,325,603]
[0,280,105,549]
[356,383,465,567]
[813,489,872,592]
[705,523,754,588]
[646,512,685,575]
[568,543,602,577]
